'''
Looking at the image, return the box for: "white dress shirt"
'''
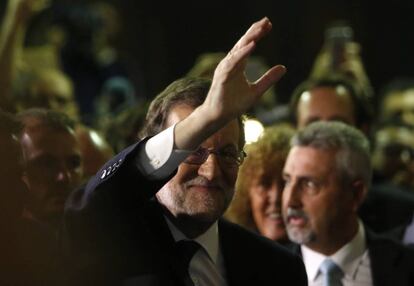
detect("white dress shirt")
[136,124,192,179]
[135,124,228,285]
[166,219,227,286]
[302,221,373,286]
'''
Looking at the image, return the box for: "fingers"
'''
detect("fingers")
[221,17,272,75]
[253,65,287,96]
[229,17,272,55]
[220,41,255,75]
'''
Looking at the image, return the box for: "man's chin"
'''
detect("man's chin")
[286,226,314,244]
[180,206,223,224]
[187,190,229,212]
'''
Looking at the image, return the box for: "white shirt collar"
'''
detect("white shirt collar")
[301,244,326,282]
[301,220,367,282]
[165,217,220,265]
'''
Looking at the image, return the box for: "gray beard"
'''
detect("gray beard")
[286,225,316,245]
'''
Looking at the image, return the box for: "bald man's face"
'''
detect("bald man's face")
[296,86,356,128]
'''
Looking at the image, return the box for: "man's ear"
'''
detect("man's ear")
[351,179,367,212]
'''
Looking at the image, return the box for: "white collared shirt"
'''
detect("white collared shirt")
[166,218,227,286]
[302,221,373,286]
[136,124,193,179]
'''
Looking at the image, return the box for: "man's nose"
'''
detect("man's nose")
[197,154,223,181]
[282,182,302,209]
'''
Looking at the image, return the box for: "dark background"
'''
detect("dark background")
[3,0,414,104]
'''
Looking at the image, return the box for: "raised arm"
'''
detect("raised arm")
[0,0,48,111]
[174,17,286,150]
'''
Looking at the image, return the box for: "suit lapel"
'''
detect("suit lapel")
[218,220,261,286]
[141,199,176,249]
[287,242,302,258]
[139,199,186,285]
[366,230,400,286]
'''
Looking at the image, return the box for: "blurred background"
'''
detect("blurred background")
[2,0,414,105]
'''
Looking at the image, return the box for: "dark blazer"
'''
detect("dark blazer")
[288,228,414,286]
[62,141,307,286]
[359,183,414,233]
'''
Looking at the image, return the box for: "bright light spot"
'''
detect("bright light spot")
[336,85,347,95]
[90,130,105,146]
[301,91,311,102]
[244,119,264,144]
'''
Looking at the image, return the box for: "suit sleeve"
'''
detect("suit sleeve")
[61,139,176,285]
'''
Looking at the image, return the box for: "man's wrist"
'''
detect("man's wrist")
[174,105,224,151]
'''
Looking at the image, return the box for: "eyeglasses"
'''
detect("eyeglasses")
[184,146,246,166]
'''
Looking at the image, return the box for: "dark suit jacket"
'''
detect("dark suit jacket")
[359,183,414,233]
[62,141,307,286]
[288,228,414,286]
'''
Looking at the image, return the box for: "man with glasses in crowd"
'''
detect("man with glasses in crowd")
[63,18,307,286]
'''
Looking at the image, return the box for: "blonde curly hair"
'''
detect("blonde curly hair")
[224,124,294,234]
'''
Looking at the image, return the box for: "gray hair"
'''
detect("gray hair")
[292,121,372,188]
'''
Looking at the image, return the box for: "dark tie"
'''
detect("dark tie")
[319,259,343,286]
[175,240,201,286]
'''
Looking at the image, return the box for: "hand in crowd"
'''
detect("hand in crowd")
[7,0,50,24]
[174,17,286,150]
[203,17,286,125]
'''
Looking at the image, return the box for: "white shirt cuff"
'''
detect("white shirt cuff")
[136,124,193,179]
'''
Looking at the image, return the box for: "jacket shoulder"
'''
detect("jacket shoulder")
[219,219,307,286]
[367,230,414,286]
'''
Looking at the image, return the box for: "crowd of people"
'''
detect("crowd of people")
[1,1,414,285]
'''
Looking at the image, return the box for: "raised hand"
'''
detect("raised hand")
[7,0,50,24]
[174,17,285,151]
[202,17,286,124]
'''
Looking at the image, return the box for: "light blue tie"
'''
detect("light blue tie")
[319,259,343,286]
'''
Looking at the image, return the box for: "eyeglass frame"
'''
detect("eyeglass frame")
[184,146,247,167]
